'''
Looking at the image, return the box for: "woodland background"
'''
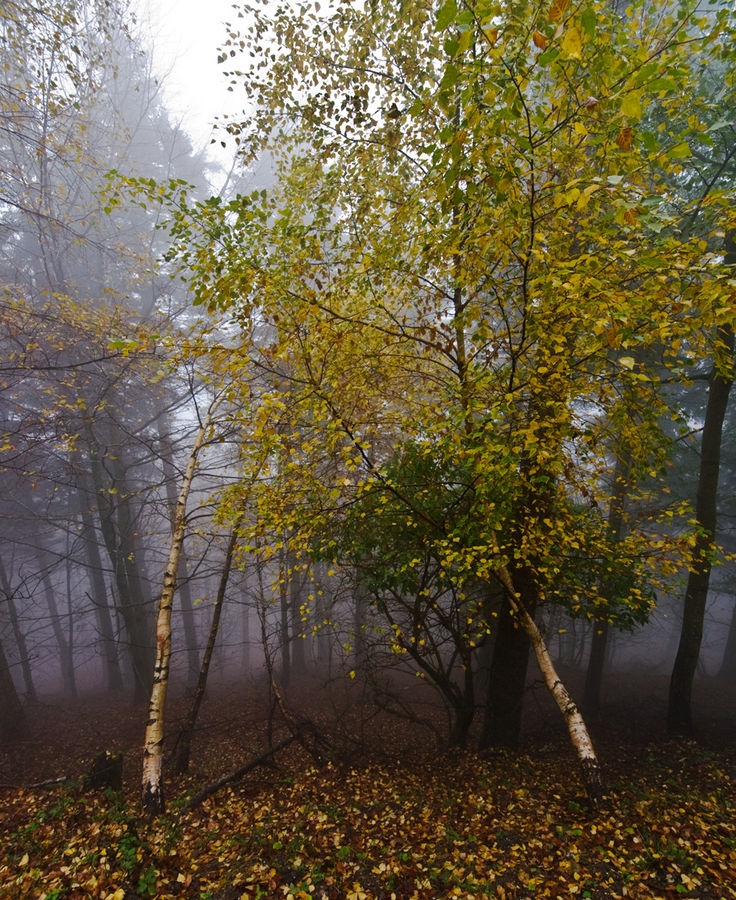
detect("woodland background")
[1,0,736,896]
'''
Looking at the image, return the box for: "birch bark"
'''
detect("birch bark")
[497,566,608,809]
[141,394,223,815]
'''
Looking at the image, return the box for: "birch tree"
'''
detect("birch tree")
[141,391,225,815]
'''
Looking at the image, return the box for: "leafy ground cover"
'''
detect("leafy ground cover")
[1,681,735,899]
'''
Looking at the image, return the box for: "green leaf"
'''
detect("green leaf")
[436,0,457,31]
[580,7,596,38]
[669,141,691,159]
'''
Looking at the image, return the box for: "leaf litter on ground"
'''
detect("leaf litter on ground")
[2,737,735,899]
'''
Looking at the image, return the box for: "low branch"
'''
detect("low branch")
[184,735,297,811]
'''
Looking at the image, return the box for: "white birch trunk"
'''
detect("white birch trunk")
[141,395,223,815]
[497,566,608,809]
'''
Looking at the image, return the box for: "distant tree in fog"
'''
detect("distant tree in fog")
[0,0,216,704]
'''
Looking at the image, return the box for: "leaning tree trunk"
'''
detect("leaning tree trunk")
[668,323,734,736]
[498,566,607,810]
[172,519,241,774]
[141,396,223,815]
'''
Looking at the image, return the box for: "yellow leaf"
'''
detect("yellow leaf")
[619,356,635,369]
[561,26,582,59]
[621,92,642,120]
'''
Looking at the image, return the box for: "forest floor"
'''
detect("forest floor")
[1,671,735,900]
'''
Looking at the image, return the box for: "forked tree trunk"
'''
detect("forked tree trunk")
[141,396,223,815]
[498,566,608,810]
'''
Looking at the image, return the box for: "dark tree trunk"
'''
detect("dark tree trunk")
[353,579,368,674]
[479,574,536,750]
[0,559,36,702]
[89,441,153,702]
[668,321,734,736]
[313,564,331,668]
[77,482,123,693]
[173,523,239,774]
[583,449,631,719]
[448,662,475,749]
[717,597,736,681]
[39,556,77,698]
[290,559,307,677]
[279,547,291,686]
[0,633,26,741]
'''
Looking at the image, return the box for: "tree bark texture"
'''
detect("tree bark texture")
[141,397,223,815]
[158,420,200,687]
[173,520,241,774]
[498,567,608,810]
[668,324,734,736]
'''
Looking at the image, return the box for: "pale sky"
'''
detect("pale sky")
[131,0,247,161]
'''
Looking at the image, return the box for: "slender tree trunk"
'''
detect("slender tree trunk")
[158,420,200,687]
[38,556,76,698]
[314,565,331,668]
[279,547,291,686]
[498,566,608,809]
[241,576,252,673]
[173,520,241,774]
[290,561,307,678]
[0,559,36,702]
[717,597,736,681]
[0,633,26,741]
[141,397,222,815]
[353,578,368,674]
[668,325,734,736]
[88,440,153,702]
[76,480,123,693]
[583,449,631,719]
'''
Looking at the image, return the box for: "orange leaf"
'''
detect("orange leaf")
[533,29,549,49]
[615,127,633,150]
[549,0,570,21]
